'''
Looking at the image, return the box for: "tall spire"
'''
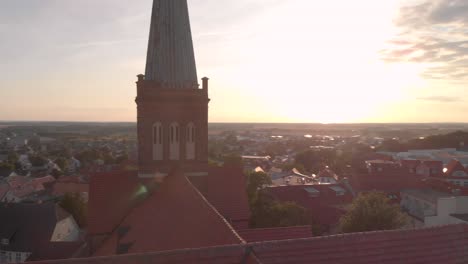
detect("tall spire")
[145,0,198,88]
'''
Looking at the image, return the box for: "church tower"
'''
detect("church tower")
[136,0,209,178]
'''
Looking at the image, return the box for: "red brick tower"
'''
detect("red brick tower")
[136,0,209,178]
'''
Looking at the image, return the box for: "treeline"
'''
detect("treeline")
[378,131,468,152]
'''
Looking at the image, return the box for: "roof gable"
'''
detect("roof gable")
[445,159,467,177]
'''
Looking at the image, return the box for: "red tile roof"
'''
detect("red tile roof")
[3,176,55,200]
[205,166,251,229]
[52,182,89,196]
[31,244,260,264]
[253,224,468,264]
[400,159,421,168]
[30,224,468,264]
[87,171,144,235]
[349,173,426,192]
[445,159,467,177]
[422,160,444,167]
[34,175,56,185]
[57,176,86,184]
[237,226,313,242]
[7,175,29,188]
[93,170,244,256]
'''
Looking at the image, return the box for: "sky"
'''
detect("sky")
[0,0,467,123]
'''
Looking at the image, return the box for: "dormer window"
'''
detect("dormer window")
[304,187,320,197]
[330,186,346,196]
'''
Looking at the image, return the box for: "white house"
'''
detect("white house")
[400,189,452,221]
[425,196,468,227]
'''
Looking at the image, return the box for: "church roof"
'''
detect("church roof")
[205,166,251,228]
[93,170,244,256]
[87,171,145,235]
[145,0,198,87]
[31,224,468,264]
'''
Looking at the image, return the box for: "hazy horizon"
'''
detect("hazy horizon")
[1,0,467,123]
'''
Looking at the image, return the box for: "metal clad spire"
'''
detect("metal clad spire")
[145,0,198,88]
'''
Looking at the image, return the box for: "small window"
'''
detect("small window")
[186,123,196,143]
[159,126,162,144]
[153,123,163,145]
[1,239,9,246]
[170,126,174,143]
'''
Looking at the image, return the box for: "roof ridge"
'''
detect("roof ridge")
[238,226,311,232]
[249,223,468,246]
[183,175,247,244]
[30,244,248,264]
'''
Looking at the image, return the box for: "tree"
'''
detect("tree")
[51,168,63,179]
[7,152,19,164]
[114,153,129,165]
[29,154,47,167]
[247,171,272,205]
[0,162,14,177]
[339,192,407,233]
[223,155,243,167]
[55,157,69,171]
[250,191,310,228]
[60,193,88,228]
[295,149,336,173]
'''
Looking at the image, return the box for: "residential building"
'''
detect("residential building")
[0,203,82,263]
[441,159,468,186]
[316,168,339,184]
[401,189,453,221]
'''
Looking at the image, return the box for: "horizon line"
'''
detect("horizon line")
[1,120,468,125]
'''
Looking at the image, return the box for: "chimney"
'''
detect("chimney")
[202,77,209,91]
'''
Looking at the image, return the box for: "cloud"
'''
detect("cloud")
[417,95,463,103]
[382,0,468,82]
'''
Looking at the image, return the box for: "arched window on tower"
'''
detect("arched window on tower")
[169,122,180,160]
[152,122,163,161]
[186,123,196,160]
